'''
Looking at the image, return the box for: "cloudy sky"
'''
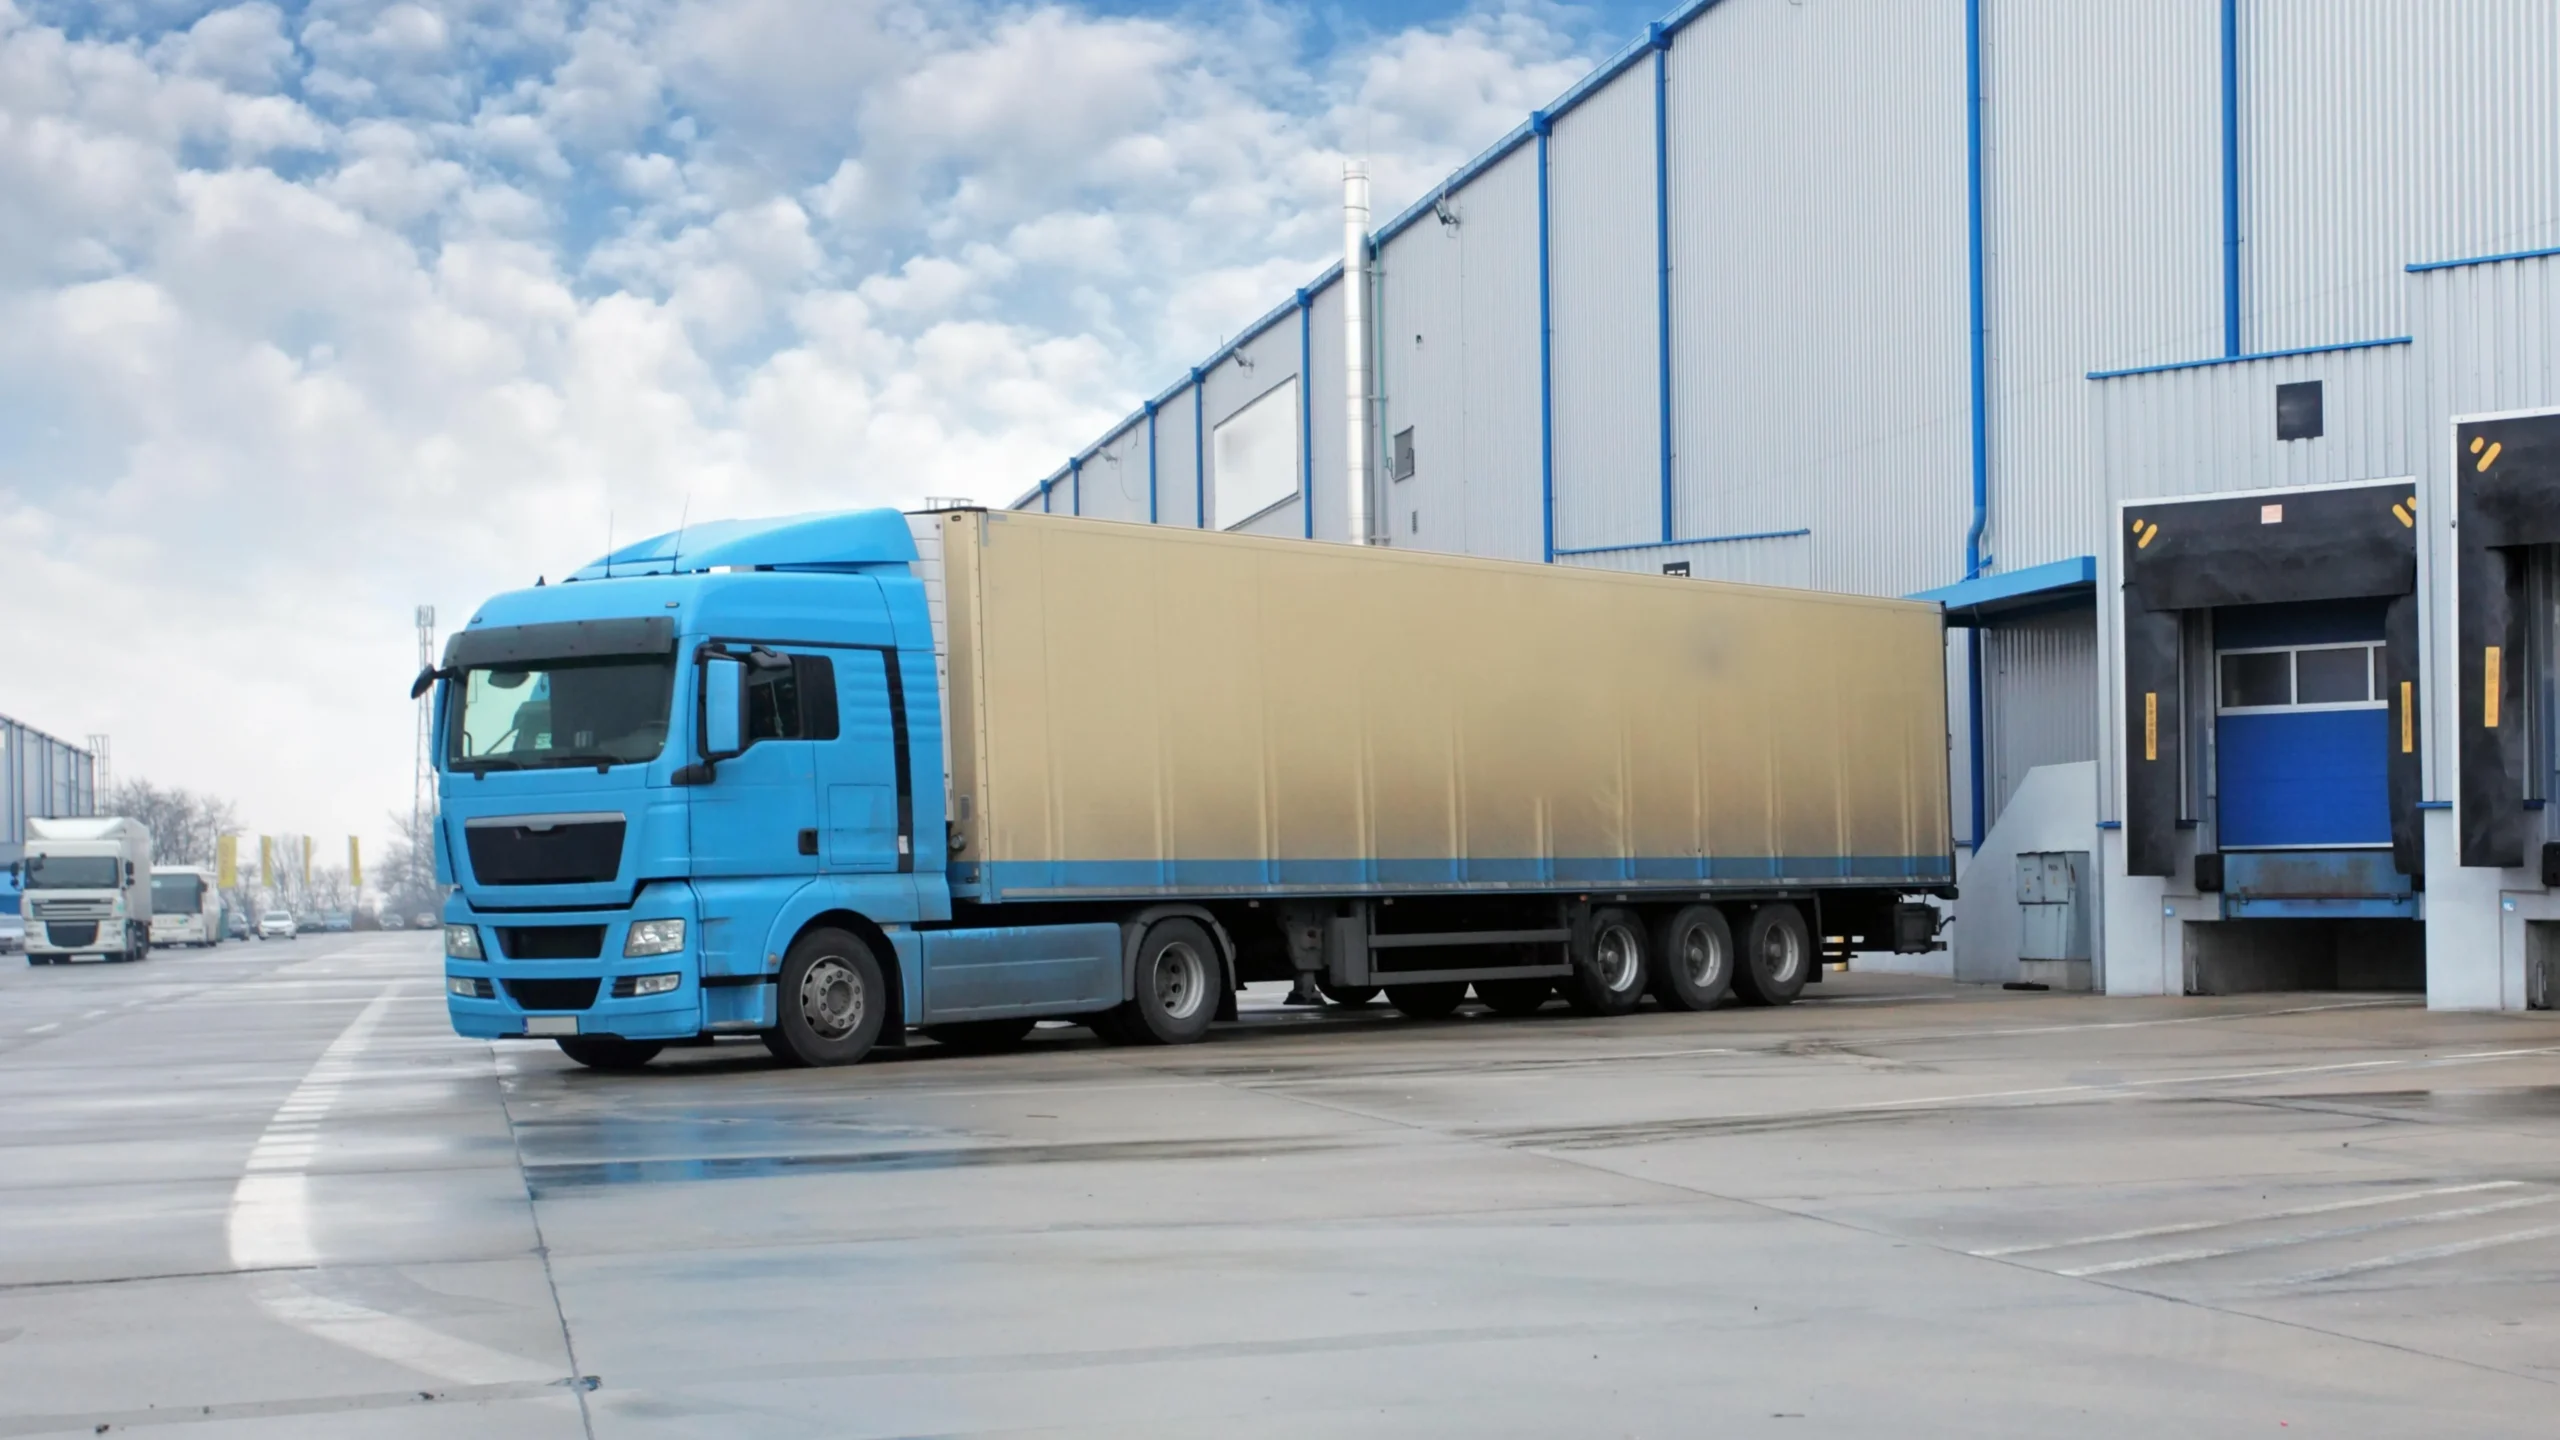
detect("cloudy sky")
[0,0,1661,855]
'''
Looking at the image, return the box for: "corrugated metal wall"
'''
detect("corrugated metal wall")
[1981,0,2222,577]
[1159,378,1204,529]
[2095,344,2418,502]
[1076,416,1152,524]
[1547,62,1658,554]
[1204,313,1308,540]
[0,716,96,856]
[2246,0,2560,353]
[1983,607,2099,823]
[1665,0,1969,599]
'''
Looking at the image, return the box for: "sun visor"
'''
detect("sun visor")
[444,616,676,669]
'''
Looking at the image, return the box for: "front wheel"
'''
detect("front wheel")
[557,1037,664,1071]
[1314,980,1379,1008]
[1733,903,1812,1007]
[1385,982,1467,1019]
[766,927,889,1066]
[1473,977,1554,1016]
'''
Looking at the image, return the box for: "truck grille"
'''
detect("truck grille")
[31,899,111,919]
[464,816,624,886]
[498,926,606,960]
[504,978,600,1011]
[44,922,99,947]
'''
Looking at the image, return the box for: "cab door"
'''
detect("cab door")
[685,648,825,881]
[815,648,908,874]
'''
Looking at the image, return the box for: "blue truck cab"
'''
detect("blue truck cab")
[429,509,985,1068]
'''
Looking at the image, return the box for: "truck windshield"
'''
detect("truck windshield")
[448,655,677,771]
[26,855,119,889]
[152,875,205,912]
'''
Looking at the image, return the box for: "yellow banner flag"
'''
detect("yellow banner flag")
[301,836,313,888]
[216,834,238,889]
[259,835,274,883]
[348,837,362,890]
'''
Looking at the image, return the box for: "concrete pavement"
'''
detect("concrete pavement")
[4,933,2557,1436]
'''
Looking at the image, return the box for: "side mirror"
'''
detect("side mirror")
[704,652,747,755]
[125,861,136,884]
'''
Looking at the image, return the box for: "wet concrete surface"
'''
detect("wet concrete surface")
[5,935,2559,1435]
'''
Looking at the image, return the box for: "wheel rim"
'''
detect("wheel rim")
[1153,941,1208,1020]
[1760,919,1802,984]
[798,955,865,1040]
[1595,922,1641,994]
[1683,923,1726,989]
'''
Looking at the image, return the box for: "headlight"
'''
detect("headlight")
[444,924,483,959]
[623,918,687,957]
[631,972,682,996]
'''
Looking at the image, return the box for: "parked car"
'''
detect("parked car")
[226,911,251,940]
[381,912,407,930]
[321,911,354,933]
[413,912,434,929]
[257,909,297,940]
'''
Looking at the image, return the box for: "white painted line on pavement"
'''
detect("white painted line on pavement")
[2275,1222,2560,1286]
[26,1023,58,1034]
[2054,1193,2560,1277]
[226,989,555,1386]
[1973,1181,2523,1257]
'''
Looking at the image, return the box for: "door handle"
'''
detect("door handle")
[797,829,818,856]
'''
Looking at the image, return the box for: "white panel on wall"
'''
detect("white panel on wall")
[1212,375,1301,530]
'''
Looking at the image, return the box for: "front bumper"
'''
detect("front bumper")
[443,886,718,1042]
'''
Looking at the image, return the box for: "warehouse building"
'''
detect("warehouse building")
[1016,0,2560,1010]
[0,715,97,864]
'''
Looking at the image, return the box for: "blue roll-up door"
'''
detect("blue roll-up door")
[2215,600,2390,849]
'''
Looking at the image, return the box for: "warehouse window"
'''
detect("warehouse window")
[2276,381,2324,441]
[1391,427,1415,481]
[1211,376,1300,529]
[2217,644,2386,712]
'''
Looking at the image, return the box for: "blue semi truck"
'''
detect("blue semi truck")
[425,507,1953,1069]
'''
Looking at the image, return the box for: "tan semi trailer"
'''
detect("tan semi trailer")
[917,508,1953,1018]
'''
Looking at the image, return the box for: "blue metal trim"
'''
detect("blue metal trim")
[1535,111,1555,564]
[1652,24,1676,545]
[2407,244,2560,274]
[2220,0,2242,356]
[969,851,1956,901]
[1145,400,1159,525]
[1069,456,1081,517]
[2086,336,2411,381]
[1963,0,1989,583]
[1553,528,1810,556]
[1963,0,1991,850]
[2096,820,2123,830]
[1192,368,1207,529]
[1298,288,1314,539]
[1372,0,1732,246]
[2416,800,2452,810]
[1910,555,2097,610]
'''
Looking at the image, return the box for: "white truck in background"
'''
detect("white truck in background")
[20,817,154,965]
[150,866,223,948]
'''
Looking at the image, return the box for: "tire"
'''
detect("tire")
[1385,982,1467,1019]
[556,1037,664,1071]
[766,927,890,1066]
[1650,905,1736,1012]
[1473,976,1554,1016]
[1314,980,1379,1008]
[1103,918,1222,1046]
[923,1017,1039,1052]
[1734,903,1812,1007]
[1564,907,1649,1016]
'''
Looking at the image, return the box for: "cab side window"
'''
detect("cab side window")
[746,654,839,742]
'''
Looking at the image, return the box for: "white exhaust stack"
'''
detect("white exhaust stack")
[1343,159,1372,545]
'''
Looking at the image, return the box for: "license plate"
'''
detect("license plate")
[524,1016,579,1037]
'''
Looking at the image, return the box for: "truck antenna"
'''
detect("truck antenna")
[672,494,692,572]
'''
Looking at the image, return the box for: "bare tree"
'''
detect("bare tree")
[105,779,241,868]
[375,807,445,921]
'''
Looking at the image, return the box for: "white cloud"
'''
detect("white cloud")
[0,0,1594,853]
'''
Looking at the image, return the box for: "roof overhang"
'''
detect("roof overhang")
[1909,555,2096,626]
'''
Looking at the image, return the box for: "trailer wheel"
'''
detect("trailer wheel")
[1386,982,1467,1019]
[766,926,888,1066]
[923,1018,1039,1052]
[1315,980,1379,1008]
[1650,906,1735,1011]
[1734,903,1811,1007]
[556,1037,663,1071]
[1104,918,1221,1045]
[1565,908,1649,1016]
[1473,977,1553,1016]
